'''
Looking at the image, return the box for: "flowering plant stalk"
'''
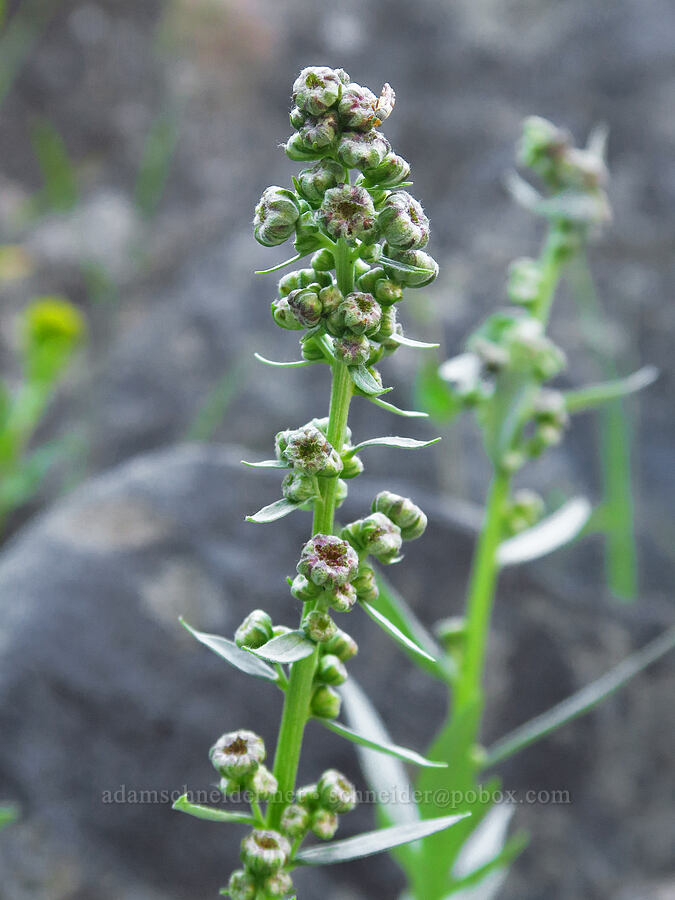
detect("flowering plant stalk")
[174,66,470,899]
[341,118,674,898]
[0,296,85,533]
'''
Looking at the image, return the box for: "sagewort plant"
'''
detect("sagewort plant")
[175,66,468,898]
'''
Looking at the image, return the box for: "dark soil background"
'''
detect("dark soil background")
[0,1,673,898]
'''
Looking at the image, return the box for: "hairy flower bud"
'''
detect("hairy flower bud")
[337,130,390,171]
[290,573,323,604]
[292,66,343,117]
[311,808,339,840]
[372,490,427,540]
[248,764,279,800]
[351,562,379,603]
[295,783,319,808]
[262,870,294,898]
[210,730,266,779]
[282,471,318,503]
[286,287,322,328]
[383,246,439,287]
[333,333,371,366]
[323,580,357,613]
[280,803,310,838]
[284,132,324,162]
[378,191,430,250]
[317,184,377,242]
[240,829,290,875]
[337,291,382,336]
[295,159,345,204]
[324,628,359,661]
[254,187,300,247]
[507,257,543,307]
[357,265,386,293]
[302,609,338,643]
[318,284,343,317]
[342,512,403,564]
[298,111,339,151]
[374,303,397,341]
[289,105,306,129]
[311,247,335,271]
[317,653,348,685]
[374,277,403,306]
[362,152,411,188]
[279,424,342,475]
[340,452,364,479]
[226,869,257,900]
[317,769,357,813]
[310,684,341,719]
[235,610,273,649]
[271,297,304,330]
[338,82,378,130]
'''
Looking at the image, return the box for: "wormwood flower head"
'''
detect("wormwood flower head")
[262,869,294,898]
[316,653,348,685]
[240,829,290,875]
[210,730,266,779]
[351,562,379,603]
[297,111,339,151]
[280,803,310,838]
[253,187,300,247]
[290,573,323,603]
[226,869,257,900]
[235,609,273,649]
[310,684,341,719]
[298,534,359,588]
[337,291,382,336]
[378,191,430,251]
[317,183,377,242]
[362,151,410,187]
[333,333,371,366]
[292,66,344,117]
[248,765,279,801]
[296,159,345,204]
[507,257,543,308]
[384,246,439,287]
[302,609,337,643]
[286,287,323,328]
[282,471,318,504]
[337,82,378,130]
[317,769,357,813]
[322,580,357,613]
[271,297,304,330]
[372,491,428,540]
[342,512,403,564]
[337,129,390,171]
[324,628,359,661]
[311,808,338,840]
[279,424,343,476]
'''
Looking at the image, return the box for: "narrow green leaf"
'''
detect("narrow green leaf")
[349,365,388,396]
[368,396,429,418]
[360,600,437,664]
[249,630,315,663]
[172,794,256,825]
[483,626,675,768]
[388,333,440,349]
[380,255,435,276]
[317,715,447,768]
[317,333,337,362]
[295,814,469,866]
[497,497,591,567]
[254,353,313,369]
[564,365,658,414]
[240,459,288,469]
[180,618,278,681]
[255,253,303,275]
[349,435,441,454]
[449,831,529,896]
[246,498,301,523]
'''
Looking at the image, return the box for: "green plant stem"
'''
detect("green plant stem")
[533,226,565,325]
[267,239,354,828]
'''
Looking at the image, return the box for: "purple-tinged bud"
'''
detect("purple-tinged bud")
[311,808,339,840]
[337,291,382,336]
[507,257,543,308]
[324,628,358,661]
[378,191,430,250]
[311,247,335,271]
[373,304,397,341]
[296,159,345,204]
[338,82,378,130]
[317,653,348,685]
[247,764,278,800]
[334,333,371,365]
[290,573,323,604]
[323,580,357,613]
[302,609,338,644]
[289,105,306,129]
[310,684,341,719]
[262,870,294,898]
[282,471,318,503]
[337,130,390,171]
[280,424,343,475]
[362,152,411,188]
[318,284,343,316]
[340,452,364,479]
[210,730,266,779]
[284,131,324,162]
[280,803,310,838]
[317,184,377,243]
[351,562,378,603]
[292,66,342,117]
[317,769,357,813]
[240,829,290,875]
[226,869,257,900]
[254,187,300,247]
[383,246,439,287]
[298,111,339,151]
[372,490,427,540]
[234,610,273,649]
[286,287,322,328]
[342,512,403,564]
[271,297,304,331]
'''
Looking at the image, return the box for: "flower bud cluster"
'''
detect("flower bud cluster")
[271,420,350,507]
[280,769,357,844]
[503,489,545,536]
[228,827,294,899]
[210,730,278,801]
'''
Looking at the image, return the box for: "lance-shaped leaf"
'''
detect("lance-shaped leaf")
[360,600,436,664]
[346,435,440,455]
[180,618,278,681]
[380,255,436,277]
[497,497,591,567]
[483,625,675,768]
[349,365,389,396]
[254,252,303,275]
[246,497,301,524]
[254,353,313,369]
[315,715,447,768]
[173,794,256,825]
[368,395,429,418]
[241,459,288,469]
[295,813,469,866]
[248,630,315,664]
[387,332,440,350]
[563,365,658,414]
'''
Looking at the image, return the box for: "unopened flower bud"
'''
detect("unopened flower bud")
[337,291,382,336]
[292,66,342,117]
[372,490,427,540]
[317,653,348,685]
[351,562,378,603]
[247,765,278,801]
[318,184,377,242]
[284,131,324,162]
[240,829,290,875]
[302,609,338,644]
[362,152,411,188]
[295,783,319,808]
[280,803,310,838]
[342,512,403,564]
[311,247,335,271]
[318,284,343,316]
[317,769,357,813]
[375,277,403,305]
[226,869,257,900]
[334,333,371,365]
[298,111,339,151]
[301,336,327,363]
[518,116,570,186]
[507,257,543,307]
[271,297,304,330]
[324,628,359,661]
[280,424,342,475]
[534,389,569,430]
[254,187,300,247]
[323,580,357,613]
[311,808,339,840]
[310,684,341,719]
[357,265,386,293]
[381,324,403,356]
[340,452,364,479]
[262,869,294,898]
[505,489,545,535]
[378,191,430,250]
[383,246,439,287]
[505,318,567,380]
[337,130,390,171]
[235,610,273,649]
[289,105,306,129]
[374,304,397,341]
[296,159,345,204]
[281,471,317,503]
[290,573,323,604]
[286,288,322,328]
[277,270,302,296]
[210,730,266,779]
